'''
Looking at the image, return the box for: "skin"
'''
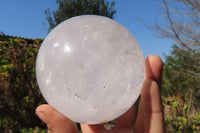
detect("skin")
[36,55,166,133]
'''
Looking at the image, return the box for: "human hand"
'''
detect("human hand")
[36,55,165,133]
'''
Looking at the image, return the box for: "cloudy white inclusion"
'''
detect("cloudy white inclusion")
[64,44,72,53]
[46,72,52,84]
[53,42,59,48]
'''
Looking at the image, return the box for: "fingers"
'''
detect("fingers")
[115,99,139,129]
[135,55,165,133]
[80,100,139,133]
[80,123,105,133]
[144,55,165,132]
[36,104,79,133]
[141,79,165,133]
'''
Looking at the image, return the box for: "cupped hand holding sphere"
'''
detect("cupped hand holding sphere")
[36,15,145,124]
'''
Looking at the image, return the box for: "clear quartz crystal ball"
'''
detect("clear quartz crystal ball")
[36,15,145,124]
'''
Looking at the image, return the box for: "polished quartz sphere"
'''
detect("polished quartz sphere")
[36,15,145,124]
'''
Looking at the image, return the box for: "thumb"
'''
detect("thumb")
[36,104,79,133]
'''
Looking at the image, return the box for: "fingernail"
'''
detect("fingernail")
[36,111,49,125]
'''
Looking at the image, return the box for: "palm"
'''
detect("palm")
[80,102,138,133]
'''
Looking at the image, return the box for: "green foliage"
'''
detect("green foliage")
[163,95,200,133]
[162,44,200,132]
[21,126,47,133]
[45,0,116,32]
[153,1,200,131]
[0,36,46,132]
[162,45,200,109]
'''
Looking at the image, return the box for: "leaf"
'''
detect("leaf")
[0,64,14,72]
[183,104,187,110]
[30,67,36,73]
